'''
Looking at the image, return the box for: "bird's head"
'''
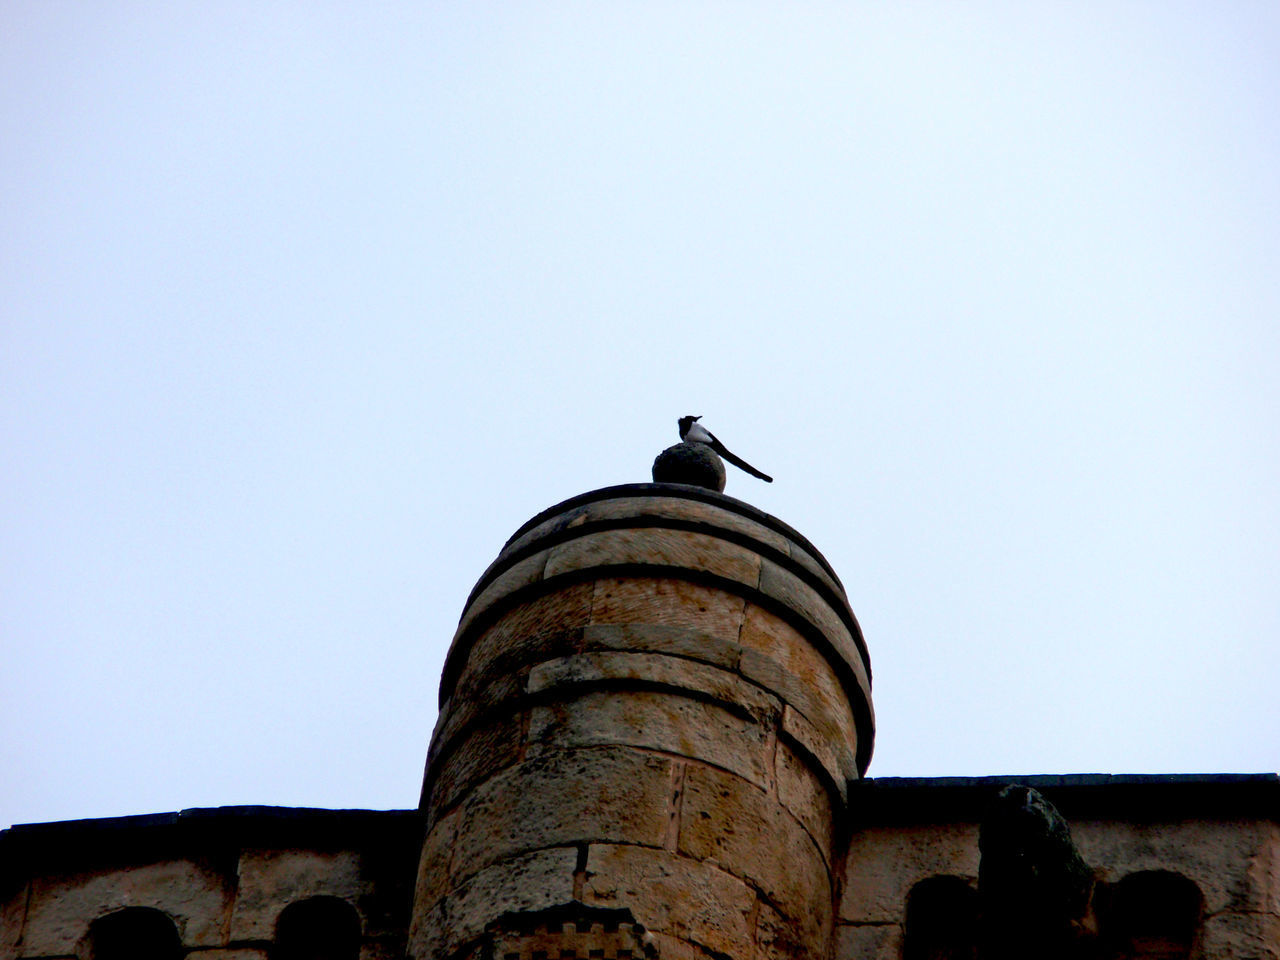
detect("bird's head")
[677,415,701,438]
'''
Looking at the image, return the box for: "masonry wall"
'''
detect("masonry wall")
[0,808,421,960]
[410,484,875,960]
[837,776,1280,960]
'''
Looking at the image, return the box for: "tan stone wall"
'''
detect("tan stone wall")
[412,488,873,960]
[836,813,1280,960]
[0,811,418,960]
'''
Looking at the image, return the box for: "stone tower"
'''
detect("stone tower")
[409,478,874,960]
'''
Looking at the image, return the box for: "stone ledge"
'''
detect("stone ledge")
[527,652,781,724]
[500,484,844,592]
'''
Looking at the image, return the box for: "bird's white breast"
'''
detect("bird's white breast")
[685,422,715,444]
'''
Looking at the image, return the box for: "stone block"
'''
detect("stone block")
[448,582,594,703]
[545,528,761,588]
[582,497,792,556]
[756,561,870,694]
[676,765,831,944]
[499,504,590,558]
[425,712,523,817]
[737,606,857,747]
[22,860,234,954]
[1073,818,1278,916]
[185,951,267,960]
[583,843,756,960]
[833,922,902,960]
[406,894,447,960]
[451,747,675,883]
[414,803,461,916]
[440,848,579,960]
[527,651,779,723]
[755,898,829,960]
[452,549,551,645]
[229,849,364,941]
[775,738,836,860]
[589,578,745,648]
[1,883,28,960]
[582,623,742,672]
[781,704,854,796]
[784,542,847,610]
[1200,910,1280,960]
[360,941,407,960]
[527,688,772,788]
[427,670,524,768]
[646,931,719,960]
[838,824,978,923]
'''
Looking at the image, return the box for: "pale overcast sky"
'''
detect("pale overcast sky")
[3,4,1278,830]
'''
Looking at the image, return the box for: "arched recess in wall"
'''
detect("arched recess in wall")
[273,896,362,960]
[902,875,978,960]
[85,907,184,960]
[1105,870,1202,960]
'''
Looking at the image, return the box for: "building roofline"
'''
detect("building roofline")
[0,806,424,894]
[848,773,1280,825]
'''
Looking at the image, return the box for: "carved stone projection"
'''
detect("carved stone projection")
[978,785,1098,960]
[485,904,657,960]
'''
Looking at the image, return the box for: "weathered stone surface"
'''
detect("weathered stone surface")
[229,849,364,941]
[1073,818,1277,916]
[582,623,742,672]
[499,505,590,559]
[487,906,657,960]
[834,922,902,960]
[583,843,756,960]
[583,497,792,556]
[776,738,836,860]
[1200,909,1280,960]
[437,848,578,960]
[448,581,593,702]
[647,931,720,960]
[677,764,831,945]
[426,712,523,817]
[527,689,773,787]
[427,671,524,767]
[757,560,869,694]
[652,442,726,491]
[755,898,829,960]
[451,747,674,882]
[784,541,847,609]
[409,849,576,960]
[452,549,551,644]
[738,605,857,748]
[839,824,979,923]
[528,651,780,723]
[407,893,446,960]
[22,861,233,953]
[414,802,461,916]
[1,883,28,960]
[181,951,267,960]
[781,704,854,795]
[590,578,745,647]
[545,528,762,588]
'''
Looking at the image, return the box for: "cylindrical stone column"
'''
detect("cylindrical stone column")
[409,483,874,960]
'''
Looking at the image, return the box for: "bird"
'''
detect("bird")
[678,416,773,483]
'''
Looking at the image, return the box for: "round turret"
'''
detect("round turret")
[410,483,874,960]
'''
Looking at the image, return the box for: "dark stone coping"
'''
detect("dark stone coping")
[0,806,424,890]
[502,483,846,592]
[847,773,1280,825]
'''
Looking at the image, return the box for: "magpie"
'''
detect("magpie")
[678,416,773,483]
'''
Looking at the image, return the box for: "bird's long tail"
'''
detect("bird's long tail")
[715,443,773,483]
